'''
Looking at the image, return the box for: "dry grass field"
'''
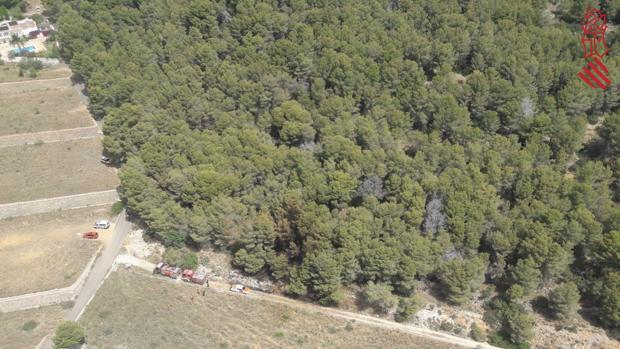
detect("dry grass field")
[0,63,71,83]
[80,270,456,349]
[0,85,93,136]
[0,138,119,203]
[0,305,64,349]
[0,205,114,297]
[0,75,73,94]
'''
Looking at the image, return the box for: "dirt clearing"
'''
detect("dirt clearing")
[80,269,457,349]
[0,85,93,136]
[0,205,113,297]
[0,138,119,203]
[0,63,71,83]
[0,305,64,349]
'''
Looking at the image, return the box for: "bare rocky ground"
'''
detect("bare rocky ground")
[122,229,164,264]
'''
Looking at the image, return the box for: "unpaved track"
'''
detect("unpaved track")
[115,256,499,349]
[0,190,119,219]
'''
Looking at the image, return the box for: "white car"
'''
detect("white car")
[230,284,250,294]
[94,219,110,229]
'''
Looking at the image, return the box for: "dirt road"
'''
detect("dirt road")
[0,190,119,219]
[117,256,499,349]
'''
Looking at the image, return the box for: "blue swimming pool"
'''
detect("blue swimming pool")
[10,46,36,55]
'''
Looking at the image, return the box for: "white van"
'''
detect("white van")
[94,220,110,229]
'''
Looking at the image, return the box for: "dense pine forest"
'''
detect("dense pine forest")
[46,0,620,346]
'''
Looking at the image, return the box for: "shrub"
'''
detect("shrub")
[470,322,486,342]
[110,201,125,216]
[394,295,423,322]
[362,282,398,314]
[18,58,43,78]
[163,247,198,269]
[52,321,85,349]
[21,320,38,331]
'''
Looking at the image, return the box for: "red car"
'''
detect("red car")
[82,231,99,239]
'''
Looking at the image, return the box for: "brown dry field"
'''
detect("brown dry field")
[0,84,93,136]
[0,205,115,297]
[0,305,64,349]
[0,138,120,203]
[80,269,456,349]
[0,63,71,83]
[0,75,73,94]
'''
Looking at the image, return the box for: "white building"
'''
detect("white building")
[0,18,38,44]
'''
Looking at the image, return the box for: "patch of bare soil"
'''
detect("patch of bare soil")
[123,229,164,264]
[583,117,604,144]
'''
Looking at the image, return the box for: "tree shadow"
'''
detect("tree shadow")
[577,307,620,341]
[580,138,607,161]
[531,296,554,320]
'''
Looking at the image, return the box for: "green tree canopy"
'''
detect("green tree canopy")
[52,321,85,349]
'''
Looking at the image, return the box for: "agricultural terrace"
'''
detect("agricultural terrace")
[0,77,93,136]
[0,205,113,297]
[0,63,71,83]
[0,305,64,349]
[0,138,119,203]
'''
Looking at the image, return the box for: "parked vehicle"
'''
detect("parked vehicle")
[181,269,194,282]
[82,231,99,239]
[93,220,110,229]
[230,284,250,294]
[153,262,181,279]
[191,269,208,285]
[100,156,112,164]
[180,268,208,285]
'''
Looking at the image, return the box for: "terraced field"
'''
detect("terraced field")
[0,138,119,203]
